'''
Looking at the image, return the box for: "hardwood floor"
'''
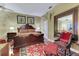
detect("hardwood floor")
[71,43,79,52]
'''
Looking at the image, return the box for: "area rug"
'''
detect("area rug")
[20,43,45,56]
[20,43,79,56]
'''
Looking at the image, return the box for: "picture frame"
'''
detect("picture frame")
[17,15,26,24]
[27,17,34,24]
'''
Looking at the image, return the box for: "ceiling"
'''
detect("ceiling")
[0,3,57,16]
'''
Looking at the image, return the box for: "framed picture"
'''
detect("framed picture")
[27,17,34,24]
[17,15,26,24]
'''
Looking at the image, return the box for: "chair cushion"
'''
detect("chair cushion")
[60,32,72,43]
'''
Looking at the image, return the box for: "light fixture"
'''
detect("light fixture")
[48,6,52,9]
[35,27,40,31]
[10,27,14,30]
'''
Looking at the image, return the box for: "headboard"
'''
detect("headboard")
[17,24,35,33]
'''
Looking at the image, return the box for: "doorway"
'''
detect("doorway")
[41,17,48,42]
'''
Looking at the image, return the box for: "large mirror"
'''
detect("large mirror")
[54,7,78,37]
[58,14,73,33]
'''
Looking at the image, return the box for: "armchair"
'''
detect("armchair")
[55,32,72,55]
[44,32,72,56]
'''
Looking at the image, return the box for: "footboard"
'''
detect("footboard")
[13,34,44,48]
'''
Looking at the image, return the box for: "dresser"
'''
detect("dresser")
[7,32,16,42]
[0,43,9,56]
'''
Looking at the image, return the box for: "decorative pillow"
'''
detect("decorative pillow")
[28,29,35,32]
[17,32,41,37]
[19,29,28,33]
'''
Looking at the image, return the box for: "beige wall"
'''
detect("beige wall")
[0,11,41,39]
[43,3,79,40]
[1,3,79,40]
[78,8,79,39]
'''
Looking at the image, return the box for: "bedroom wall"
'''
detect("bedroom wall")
[0,11,41,39]
[42,3,79,40]
[1,3,79,40]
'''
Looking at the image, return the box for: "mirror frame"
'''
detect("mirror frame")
[54,7,78,37]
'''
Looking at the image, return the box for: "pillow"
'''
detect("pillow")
[17,33,30,37]
[28,29,35,32]
[17,32,41,37]
[19,29,28,33]
[19,29,35,33]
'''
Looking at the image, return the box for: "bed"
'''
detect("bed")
[13,24,44,49]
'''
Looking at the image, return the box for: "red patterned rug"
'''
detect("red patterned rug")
[20,43,79,56]
[20,43,45,56]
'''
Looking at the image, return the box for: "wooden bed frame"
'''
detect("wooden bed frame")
[13,24,44,49]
